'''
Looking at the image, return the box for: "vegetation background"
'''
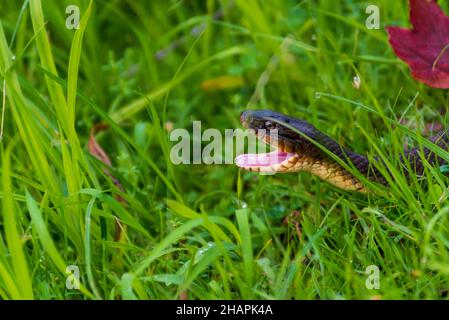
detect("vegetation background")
[0,0,448,299]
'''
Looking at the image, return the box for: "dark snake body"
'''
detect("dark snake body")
[239,110,449,192]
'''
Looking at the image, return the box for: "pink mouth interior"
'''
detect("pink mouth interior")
[235,151,295,167]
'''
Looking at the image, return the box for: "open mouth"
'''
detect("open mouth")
[234,132,297,172]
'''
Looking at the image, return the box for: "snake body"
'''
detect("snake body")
[235,110,449,192]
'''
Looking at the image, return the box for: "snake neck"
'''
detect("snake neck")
[324,143,388,186]
[306,130,389,188]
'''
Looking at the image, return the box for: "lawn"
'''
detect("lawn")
[0,0,448,299]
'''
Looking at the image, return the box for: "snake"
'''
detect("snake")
[235,110,449,192]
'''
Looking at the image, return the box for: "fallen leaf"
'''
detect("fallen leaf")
[387,0,449,88]
[88,123,126,241]
[88,123,112,166]
[200,75,245,91]
[411,269,422,278]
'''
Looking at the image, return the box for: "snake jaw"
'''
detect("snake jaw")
[235,150,298,173]
[235,127,300,173]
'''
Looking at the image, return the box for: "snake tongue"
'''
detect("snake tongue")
[235,151,294,167]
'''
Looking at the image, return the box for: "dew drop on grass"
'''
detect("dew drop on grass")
[352,75,361,89]
[315,92,321,99]
[11,55,16,60]
[197,242,214,257]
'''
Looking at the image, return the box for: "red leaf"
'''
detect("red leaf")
[387,0,449,88]
[88,124,125,198]
[88,125,112,166]
[88,123,126,241]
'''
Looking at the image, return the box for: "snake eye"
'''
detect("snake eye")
[265,121,275,129]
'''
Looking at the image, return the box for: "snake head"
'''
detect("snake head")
[236,109,326,173]
[239,109,325,154]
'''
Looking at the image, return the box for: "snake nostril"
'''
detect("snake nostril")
[240,111,253,126]
[240,112,246,124]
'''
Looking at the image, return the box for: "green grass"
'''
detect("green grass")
[0,0,449,299]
